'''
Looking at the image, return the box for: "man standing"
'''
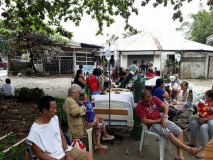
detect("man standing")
[136,90,201,160]
[27,96,93,160]
[128,60,139,73]
[139,60,148,73]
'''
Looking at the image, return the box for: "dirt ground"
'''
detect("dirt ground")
[1,76,212,98]
[0,99,38,154]
[0,76,212,160]
[0,99,37,136]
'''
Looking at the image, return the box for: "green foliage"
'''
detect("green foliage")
[16,87,44,101]
[0,133,23,160]
[0,20,68,72]
[133,75,145,103]
[6,133,16,144]
[122,30,142,38]
[35,70,48,77]
[178,10,213,43]
[21,68,34,77]
[106,34,119,44]
[55,97,67,132]
[0,0,212,38]
[52,34,69,45]
[0,28,14,56]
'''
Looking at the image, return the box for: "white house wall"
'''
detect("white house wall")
[180,52,206,78]
[154,51,161,71]
[120,54,128,68]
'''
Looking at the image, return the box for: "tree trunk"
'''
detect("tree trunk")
[29,48,37,73]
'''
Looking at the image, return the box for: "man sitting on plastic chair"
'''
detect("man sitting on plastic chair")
[136,90,201,160]
[27,96,93,160]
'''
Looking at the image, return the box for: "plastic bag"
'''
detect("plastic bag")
[84,101,95,123]
[71,139,86,150]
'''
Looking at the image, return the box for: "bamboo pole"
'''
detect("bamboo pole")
[2,138,26,153]
[0,132,13,141]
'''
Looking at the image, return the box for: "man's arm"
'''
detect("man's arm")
[32,143,57,160]
[141,117,161,125]
[60,129,73,160]
[64,101,86,117]
[162,89,170,99]
[200,115,213,124]
[160,102,169,116]
[60,129,68,151]
[160,102,169,128]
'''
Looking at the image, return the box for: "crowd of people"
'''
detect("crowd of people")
[9,59,211,160]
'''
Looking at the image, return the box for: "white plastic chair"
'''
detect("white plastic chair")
[86,127,93,154]
[139,123,170,160]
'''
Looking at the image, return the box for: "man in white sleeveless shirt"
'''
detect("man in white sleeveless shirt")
[27,96,93,160]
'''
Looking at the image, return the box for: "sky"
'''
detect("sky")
[62,0,209,45]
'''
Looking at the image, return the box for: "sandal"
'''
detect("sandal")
[102,135,115,141]
[94,145,108,150]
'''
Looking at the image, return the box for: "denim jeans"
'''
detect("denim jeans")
[189,116,213,148]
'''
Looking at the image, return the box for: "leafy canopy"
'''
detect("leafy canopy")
[0,0,212,38]
[178,10,213,43]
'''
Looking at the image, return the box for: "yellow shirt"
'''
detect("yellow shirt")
[63,97,86,139]
[204,138,213,160]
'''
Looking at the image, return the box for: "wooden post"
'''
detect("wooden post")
[59,58,61,74]
[7,54,11,76]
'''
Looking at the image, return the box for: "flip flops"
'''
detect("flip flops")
[102,135,115,141]
[94,145,108,150]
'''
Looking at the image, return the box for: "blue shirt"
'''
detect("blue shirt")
[153,87,165,102]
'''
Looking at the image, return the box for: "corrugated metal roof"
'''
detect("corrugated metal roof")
[117,32,213,52]
[69,40,103,49]
[206,34,213,45]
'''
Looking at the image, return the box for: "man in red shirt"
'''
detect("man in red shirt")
[136,90,201,160]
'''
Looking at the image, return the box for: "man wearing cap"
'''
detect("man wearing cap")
[63,84,87,139]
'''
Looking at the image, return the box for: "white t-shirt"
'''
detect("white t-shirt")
[2,83,15,96]
[27,115,65,159]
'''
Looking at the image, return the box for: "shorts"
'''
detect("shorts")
[60,148,89,160]
[150,121,182,139]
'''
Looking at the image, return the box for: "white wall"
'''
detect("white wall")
[180,52,207,78]
[120,54,128,68]
[154,51,161,70]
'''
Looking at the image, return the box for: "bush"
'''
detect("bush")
[35,70,48,77]
[55,97,67,132]
[16,87,44,101]
[21,68,34,77]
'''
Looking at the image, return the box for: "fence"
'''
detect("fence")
[44,58,74,74]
